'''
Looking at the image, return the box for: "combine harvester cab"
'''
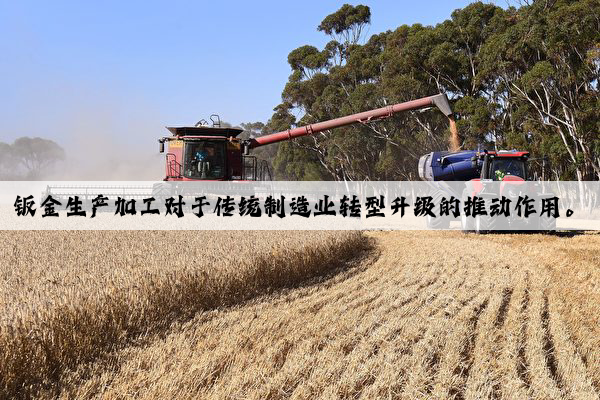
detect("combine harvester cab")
[154,116,276,201]
[419,149,556,232]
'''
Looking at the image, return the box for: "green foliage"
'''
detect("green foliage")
[263,1,600,181]
[521,61,554,90]
[287,46,329,78]
[318,4,371,45]
[454,96,495,147]
[273,142,330,181]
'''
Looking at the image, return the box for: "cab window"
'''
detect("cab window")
[183,141,226,179]
[491,158,525,180]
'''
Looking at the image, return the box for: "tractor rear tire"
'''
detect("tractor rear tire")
[523,215,540,233]
[475,199,498,235]
[460,188,475,233]
[539,214,557,233]
[425,190,450,229]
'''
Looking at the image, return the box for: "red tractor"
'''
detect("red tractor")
[418,149,556,232]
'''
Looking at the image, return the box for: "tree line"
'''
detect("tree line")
[244,1,599,181]
[0,137,65,180]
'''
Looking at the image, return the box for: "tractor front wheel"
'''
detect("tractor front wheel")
[460,188,475,233]
[539,212,556,235]
[425,190,450,229]
[475,199,498,235]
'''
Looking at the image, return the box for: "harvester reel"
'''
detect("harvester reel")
[152,182,172,201]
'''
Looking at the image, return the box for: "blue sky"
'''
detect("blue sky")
[0,1,500,156]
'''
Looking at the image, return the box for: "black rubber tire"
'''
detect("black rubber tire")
[460,188,475,233]
[523,215,540,233]
[425,189,450,229]
[475,199,498,235]
[539,212,556,235]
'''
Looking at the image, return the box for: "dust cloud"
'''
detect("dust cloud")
[5,108,167,181]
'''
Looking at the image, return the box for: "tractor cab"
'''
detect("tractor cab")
[483,152,529,183]
[475,150,529,181]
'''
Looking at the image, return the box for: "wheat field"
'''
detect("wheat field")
[0,231,365,399]
[1,230,599,399]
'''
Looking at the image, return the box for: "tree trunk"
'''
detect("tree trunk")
[575,168,585,210]
[383,173,392,207]
[542,158,546,193]
[343,173,350,193]
[553,170,565,209]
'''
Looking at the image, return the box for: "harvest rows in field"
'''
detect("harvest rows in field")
[0,231,365,399]
[50,232,600,400]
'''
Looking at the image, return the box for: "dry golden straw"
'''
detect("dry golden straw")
[0,231,365,399]
[1,231,599,399]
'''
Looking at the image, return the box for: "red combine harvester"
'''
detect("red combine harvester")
[42,94,452,208]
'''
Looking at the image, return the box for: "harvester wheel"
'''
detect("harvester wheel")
[425,190,450,229]
[539,214,557,233]
[460,188,475,233]
[475,199,498,235]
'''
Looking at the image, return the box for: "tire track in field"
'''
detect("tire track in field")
[517,276,533,392]
[404,268,490,398]
[44,231,600,400]
[543,295,599,400]
[497,274,532,399]
[494,287,513,329]
[525,285,565,400]
[540,294,566,393]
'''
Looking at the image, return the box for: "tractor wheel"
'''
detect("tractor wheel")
[460,188,475,233]
[425,190,450,229]
[539,214,557,233]
[523,215,540,233]
[475,199,498,235]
